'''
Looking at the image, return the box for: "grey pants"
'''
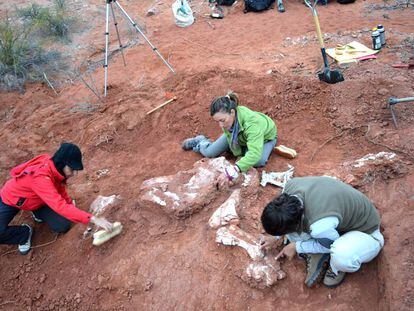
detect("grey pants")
[194,134,277,167]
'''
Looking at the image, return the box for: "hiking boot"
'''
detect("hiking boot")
[182,135,207,150]
[31,212,43,223]
[18,224,33,255]
[301,253,330,287]
[323,266,346,288]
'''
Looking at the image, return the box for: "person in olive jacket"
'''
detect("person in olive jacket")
[182,92,277,188]
[260,176,384,288]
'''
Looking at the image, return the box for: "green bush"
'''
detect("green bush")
[17,0,75,41]
[0,18,65,91]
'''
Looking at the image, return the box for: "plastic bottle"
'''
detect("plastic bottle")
[371,28,381,50]
[377,24,386,46]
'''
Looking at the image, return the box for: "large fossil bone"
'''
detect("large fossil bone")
[215,225,286,288]
[328,151,407,187]
[245,256,286,288]
[140,157,230,218]
[90,195,119,216]
[209,189,240,229]
[215,225,264,260]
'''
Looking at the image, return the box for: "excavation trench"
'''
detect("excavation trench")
[2,67,412,310]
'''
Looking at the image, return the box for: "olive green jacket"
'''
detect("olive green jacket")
[223,106,277,172]
[284,177,381,234]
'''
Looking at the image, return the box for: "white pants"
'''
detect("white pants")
[287,229,384,274]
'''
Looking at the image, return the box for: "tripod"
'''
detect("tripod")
[103,0,175,96]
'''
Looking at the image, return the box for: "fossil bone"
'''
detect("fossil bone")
[90,195,119,216]
[209,190,240,228]
[215,225,264,260]
[140,157,232,218]
[245,256,286,288]
[260,165,295,188]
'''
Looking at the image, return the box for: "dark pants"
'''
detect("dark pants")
[0,198,71,245]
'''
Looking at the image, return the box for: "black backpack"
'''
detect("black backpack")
[244,0,275,12]
[217,0,237,5]
[337,0,356,3]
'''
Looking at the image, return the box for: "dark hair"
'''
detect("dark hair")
[52,142,83,177]
[210,91,240,116]
[261,193,303,236]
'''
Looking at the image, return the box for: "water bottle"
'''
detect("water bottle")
[377,24,386,46]
[371,28,381,50]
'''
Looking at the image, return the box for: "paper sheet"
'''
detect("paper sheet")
[326,41,380,65]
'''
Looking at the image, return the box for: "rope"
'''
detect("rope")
[1,234,59,257]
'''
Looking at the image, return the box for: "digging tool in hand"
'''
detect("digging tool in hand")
[304,0,344,84]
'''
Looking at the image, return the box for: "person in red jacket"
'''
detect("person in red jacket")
[0,143,113,255]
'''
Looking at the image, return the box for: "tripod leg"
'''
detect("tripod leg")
[113,0,175,73]
[110,2,126,66]
[104,1,111,97]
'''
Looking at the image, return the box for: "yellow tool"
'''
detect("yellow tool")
[335,44,365,55]
[93,222,123,246]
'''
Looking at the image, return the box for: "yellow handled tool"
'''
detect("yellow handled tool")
[304,0,344,84]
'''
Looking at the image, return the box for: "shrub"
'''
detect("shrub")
[17,0,75,41]
[0,18,65,91]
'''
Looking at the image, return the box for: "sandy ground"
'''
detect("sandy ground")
[0,0,413,310]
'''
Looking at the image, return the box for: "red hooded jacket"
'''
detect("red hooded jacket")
[0,154,92,224]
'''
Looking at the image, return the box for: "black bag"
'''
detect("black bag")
[337,0,356,4]
[217,0,237,5]
[244,0,275,12]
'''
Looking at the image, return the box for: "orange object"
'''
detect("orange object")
[165,92,175,100]
[274,145,297,159]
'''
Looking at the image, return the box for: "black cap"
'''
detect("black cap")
[53,143,84,171]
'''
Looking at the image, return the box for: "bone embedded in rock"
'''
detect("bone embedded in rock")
[246,262,278,287]
[244,253,286,288]
[327,151,406,187]
[351,152,396,168]
[140,157,233,218]
[209,189,240,228]
[241,168,259,188]
[185,167,216,190]
[90,195,119,216]
[245,261,286,287]
[215,225,264,260]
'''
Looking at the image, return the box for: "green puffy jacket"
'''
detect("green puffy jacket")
[222,106,277,172]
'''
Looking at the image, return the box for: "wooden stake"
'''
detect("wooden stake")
[43,72,58,95]
[146,97,177,115]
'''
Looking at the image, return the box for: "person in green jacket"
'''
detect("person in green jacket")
[182,92,277,188]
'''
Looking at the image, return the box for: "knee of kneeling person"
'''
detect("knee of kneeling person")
[254,159,267,168]
[52,222,71,234]
[200,150,217,158]
[330,246,361,273]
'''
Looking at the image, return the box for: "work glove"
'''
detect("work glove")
[90,216,113,232]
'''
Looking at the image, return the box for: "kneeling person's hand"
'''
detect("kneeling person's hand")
[90,216,113,232]
[276,242,297,261]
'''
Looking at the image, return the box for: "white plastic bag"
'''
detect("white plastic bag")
[172,0,194,28]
